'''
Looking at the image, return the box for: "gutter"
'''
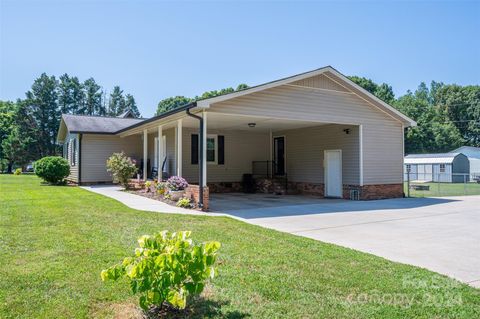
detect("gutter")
[185,103,204,208]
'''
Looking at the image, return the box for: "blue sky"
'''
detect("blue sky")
[1,0,479,117]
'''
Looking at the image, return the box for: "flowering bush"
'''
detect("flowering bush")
[106,152,138,189]
[14,168,22,175]
[101,231,220,311]
[166,176,188,191]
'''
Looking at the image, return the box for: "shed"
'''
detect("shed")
[404,153,470,183]
[450,146,480,180]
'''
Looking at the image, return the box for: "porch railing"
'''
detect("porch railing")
[252,161,274,178]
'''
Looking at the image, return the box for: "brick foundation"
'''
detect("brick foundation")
[207,182,242,193]
[288,182,324,196]
[185,185,209,211]
[357,183,404,200]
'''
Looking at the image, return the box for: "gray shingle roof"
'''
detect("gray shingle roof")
[62,114,144,134]
[405,153,459,159]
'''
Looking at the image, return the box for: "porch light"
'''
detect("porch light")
[248,122,256,128]
[343,128,350,134]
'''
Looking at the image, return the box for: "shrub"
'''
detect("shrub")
[101,231,220,311]
[34,156,70,184]
[106,152,138,189]
[166,176,188,191]
[156,182,167,195]
[13,168,22,175]
[145,181,152,192]
[176,197,193,208]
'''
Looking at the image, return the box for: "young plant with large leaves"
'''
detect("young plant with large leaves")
[101,231,220,311]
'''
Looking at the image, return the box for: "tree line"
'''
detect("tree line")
[1,73,478,173]
[0,74,140,172]
[347,76,480,154]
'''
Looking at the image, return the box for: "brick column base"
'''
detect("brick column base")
[344,184,403,200]
[186,185,209,211]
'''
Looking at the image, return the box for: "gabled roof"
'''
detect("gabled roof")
[404,153,462,164]
[194,66,416,127]
[450,146,480,158]
[118,109,136,118]
[57,114,144,142]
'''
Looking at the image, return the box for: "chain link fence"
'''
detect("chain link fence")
[404,171,480,197]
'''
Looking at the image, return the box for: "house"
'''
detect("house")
[450,146,480,180]
[57,66,416,207]
[404,153,470,183]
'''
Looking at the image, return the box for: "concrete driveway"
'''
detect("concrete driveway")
[210,193,480,287]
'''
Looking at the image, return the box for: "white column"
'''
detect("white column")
[202,112,207,186]
[157,125,163,182]
[359,125,363,186]
[143,129,148,181]
[177,119,183,177]
[269,130,273,178]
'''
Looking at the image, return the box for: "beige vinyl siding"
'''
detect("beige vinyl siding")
[276,124,359,185]
[209,81,403,185]
[81,134,142,183]
[64,133,79,182]
[181,127,269,183]
[290,74,349,92]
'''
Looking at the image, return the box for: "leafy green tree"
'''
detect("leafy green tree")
[156,96,193,115]
[83,78,103,115]
[25,73,59,157]
[155,84,249,115]
[348,76,395,103]
[0,101,17,161]
[124,94,141,118]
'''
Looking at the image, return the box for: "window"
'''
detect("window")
[70,138,76,166]
[440,164,446,173]
[207,135,217,163]
[406,164,411,172]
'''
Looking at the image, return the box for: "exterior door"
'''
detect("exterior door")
[273,136,285,176]
[325,150,342,198]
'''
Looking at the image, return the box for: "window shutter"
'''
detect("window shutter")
[218,135,225,165]
[191,134,199,164]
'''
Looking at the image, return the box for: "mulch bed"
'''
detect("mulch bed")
[127,188,199,211]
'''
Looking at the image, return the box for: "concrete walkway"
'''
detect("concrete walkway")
[82,186,480,288]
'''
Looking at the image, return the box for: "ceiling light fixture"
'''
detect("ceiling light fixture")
[248,123,256,128]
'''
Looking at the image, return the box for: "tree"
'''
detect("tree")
[108,86,125,116]
[156,96,193,115]
[25,73,59,157]
[124,94,141,118]
[83,78,103,115]
[348,76,395,103]
[155,84,249,115]
[58,74,85,114]
[0,101,17,161]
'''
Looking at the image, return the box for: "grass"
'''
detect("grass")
[1,175,479,319]
[404,181,480,197]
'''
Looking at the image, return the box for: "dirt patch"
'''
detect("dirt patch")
[90,301,143,319]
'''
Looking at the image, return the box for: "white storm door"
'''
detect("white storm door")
[325,150,342,198]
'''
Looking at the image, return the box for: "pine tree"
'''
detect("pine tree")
[83,78,103,115]
[108,86,124,116]
[124,94,141,117]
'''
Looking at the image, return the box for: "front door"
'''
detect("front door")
[325,150,342,197]
[273,136,285,176]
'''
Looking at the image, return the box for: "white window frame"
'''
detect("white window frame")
[71,138,76,166]
[439,164,446,173]
[206,134,218,165]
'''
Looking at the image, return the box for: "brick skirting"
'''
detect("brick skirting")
[358,184,404,200]
[207,182,242,193]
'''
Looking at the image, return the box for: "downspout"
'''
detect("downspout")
[78,134,82,185]
[185,103,204,208]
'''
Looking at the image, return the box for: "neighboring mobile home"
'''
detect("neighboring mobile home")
[404,153,470,183]
[57,66,416,206]
[450,146,480,180]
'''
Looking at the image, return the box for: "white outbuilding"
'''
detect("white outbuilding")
[404,153,470,183]
[450,146,480,180]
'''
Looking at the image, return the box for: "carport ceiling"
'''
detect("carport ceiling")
[191,112,329,132]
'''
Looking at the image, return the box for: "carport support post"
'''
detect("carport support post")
[157,125,163,182]
[143,129,148,181]
[202,112,207,187]
[177,119,183,177]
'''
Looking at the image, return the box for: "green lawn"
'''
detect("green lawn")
[404,181,480,197]
[1,175,479,319]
